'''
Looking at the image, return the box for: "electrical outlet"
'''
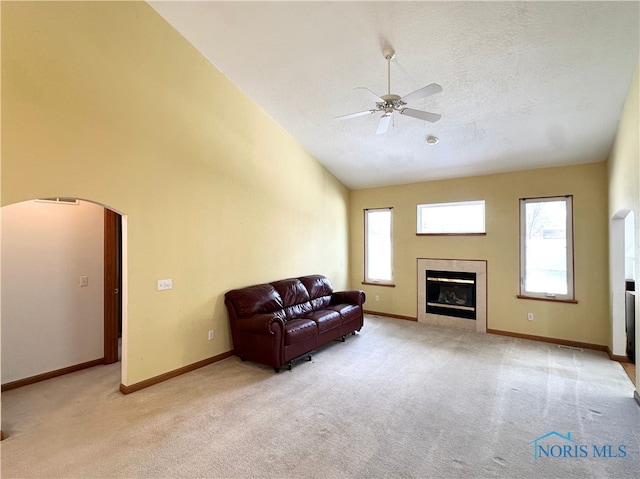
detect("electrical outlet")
[527,312,534,321]
[208,330,215,340]
[157,279,173,291]
[79,276,89,287]
[375,295,380,302]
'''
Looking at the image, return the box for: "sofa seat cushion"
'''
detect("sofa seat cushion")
[303,310,341,333]
[329,304,361,323]
[283,318,318,346]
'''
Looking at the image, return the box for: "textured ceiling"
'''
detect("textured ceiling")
[149,1,639,189]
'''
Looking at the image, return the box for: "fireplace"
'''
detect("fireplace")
[426,270,476,320]
[417,258,487,333]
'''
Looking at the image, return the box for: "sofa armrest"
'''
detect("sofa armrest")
[236,313,285,335]
[330,290,366,306]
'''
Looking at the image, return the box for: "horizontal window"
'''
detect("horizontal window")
[417,200,485,234]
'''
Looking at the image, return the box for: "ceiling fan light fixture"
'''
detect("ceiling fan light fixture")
[425,135,439,145]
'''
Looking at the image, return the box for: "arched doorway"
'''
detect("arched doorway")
[0,198,127,391]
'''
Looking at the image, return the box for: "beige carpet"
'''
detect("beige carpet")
[1,315,638,478]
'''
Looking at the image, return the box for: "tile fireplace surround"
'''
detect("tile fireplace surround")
[417,258,487,333]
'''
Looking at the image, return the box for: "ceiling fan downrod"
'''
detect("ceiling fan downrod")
[383,48,396,96]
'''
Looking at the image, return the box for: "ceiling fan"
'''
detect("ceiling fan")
[335,48,442,135]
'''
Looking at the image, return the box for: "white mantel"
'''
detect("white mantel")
[417,258,487,333]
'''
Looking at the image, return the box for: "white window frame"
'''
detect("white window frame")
[519,195,575,302]
[364,207,394,285]
[417,200,486,234]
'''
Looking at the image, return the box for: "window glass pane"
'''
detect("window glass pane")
[524,201,567,294]
[520,196,573,301]
[417,201,485,234]
[365,209,392,282]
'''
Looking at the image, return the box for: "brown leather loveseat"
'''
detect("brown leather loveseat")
[224,275,365,372]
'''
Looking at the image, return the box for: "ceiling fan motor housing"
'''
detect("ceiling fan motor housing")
[378,94,406,114]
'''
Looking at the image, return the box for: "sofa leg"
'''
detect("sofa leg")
[287,361,293,371]
[341,335,346,342]
[352,331,357,335]
[274,367,280,373]
[307,354,312,361]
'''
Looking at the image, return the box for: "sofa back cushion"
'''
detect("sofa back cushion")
[225,283,284,318]
[225,275,336,321]
[271,278,313,320]
[300,275,333,310]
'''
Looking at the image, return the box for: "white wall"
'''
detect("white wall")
[1,200,104,384]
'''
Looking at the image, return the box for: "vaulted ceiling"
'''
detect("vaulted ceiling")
[149,1,639,189]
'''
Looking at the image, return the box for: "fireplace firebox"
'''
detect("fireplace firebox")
[426,270,477,320]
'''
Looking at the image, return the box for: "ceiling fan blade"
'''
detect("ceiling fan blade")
[399,108,441,123]
[376,114,392,135]
[400,83,442,104]
[355,87,384,103]
[334,109,377,121]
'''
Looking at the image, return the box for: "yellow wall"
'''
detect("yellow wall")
[608,65,639,212]
[350,162,609,345]
[608,64,639,389]
[1,2,349,385]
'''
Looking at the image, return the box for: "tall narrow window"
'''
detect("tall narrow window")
[364,208,393,285]
[520,196,574,301]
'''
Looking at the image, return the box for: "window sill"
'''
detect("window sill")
[517,295,578,304]
[362,282,396,288]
